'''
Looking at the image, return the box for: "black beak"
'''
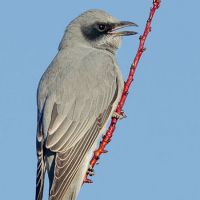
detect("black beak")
[108,21,138,36]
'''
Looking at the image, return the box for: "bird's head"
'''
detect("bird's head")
[59,9,138,53]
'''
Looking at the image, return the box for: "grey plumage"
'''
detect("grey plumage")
[35,9,137,200]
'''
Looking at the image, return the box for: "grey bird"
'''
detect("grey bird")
[35,9,137,200]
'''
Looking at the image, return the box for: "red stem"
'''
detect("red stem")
[84,0,161,184]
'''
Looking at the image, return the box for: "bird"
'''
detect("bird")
[35,9,137,200]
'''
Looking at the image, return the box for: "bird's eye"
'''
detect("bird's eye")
[97,24,107,32]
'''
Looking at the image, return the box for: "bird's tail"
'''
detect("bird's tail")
[35,130,46,200]
[35,153,45,200]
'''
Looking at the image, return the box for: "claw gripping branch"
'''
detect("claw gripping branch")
[84,0,161,184]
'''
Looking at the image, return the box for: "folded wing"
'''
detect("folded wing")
[36,51,121,200]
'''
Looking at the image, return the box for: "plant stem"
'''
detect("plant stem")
[83,0,161,184]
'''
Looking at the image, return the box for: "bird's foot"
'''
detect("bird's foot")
[87,165,95,176]
[83,166,95,184]
[83,177,93,184]
[112,110,127,119]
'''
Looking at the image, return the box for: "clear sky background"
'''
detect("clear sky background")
[0,1,200,200]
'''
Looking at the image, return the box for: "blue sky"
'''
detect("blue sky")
[0,0,200,200]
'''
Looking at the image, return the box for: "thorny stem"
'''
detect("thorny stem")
[83,0,161,184]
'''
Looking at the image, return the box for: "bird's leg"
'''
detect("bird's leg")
[112,110,127,119]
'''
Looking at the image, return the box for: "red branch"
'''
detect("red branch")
[84,0,161,184]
